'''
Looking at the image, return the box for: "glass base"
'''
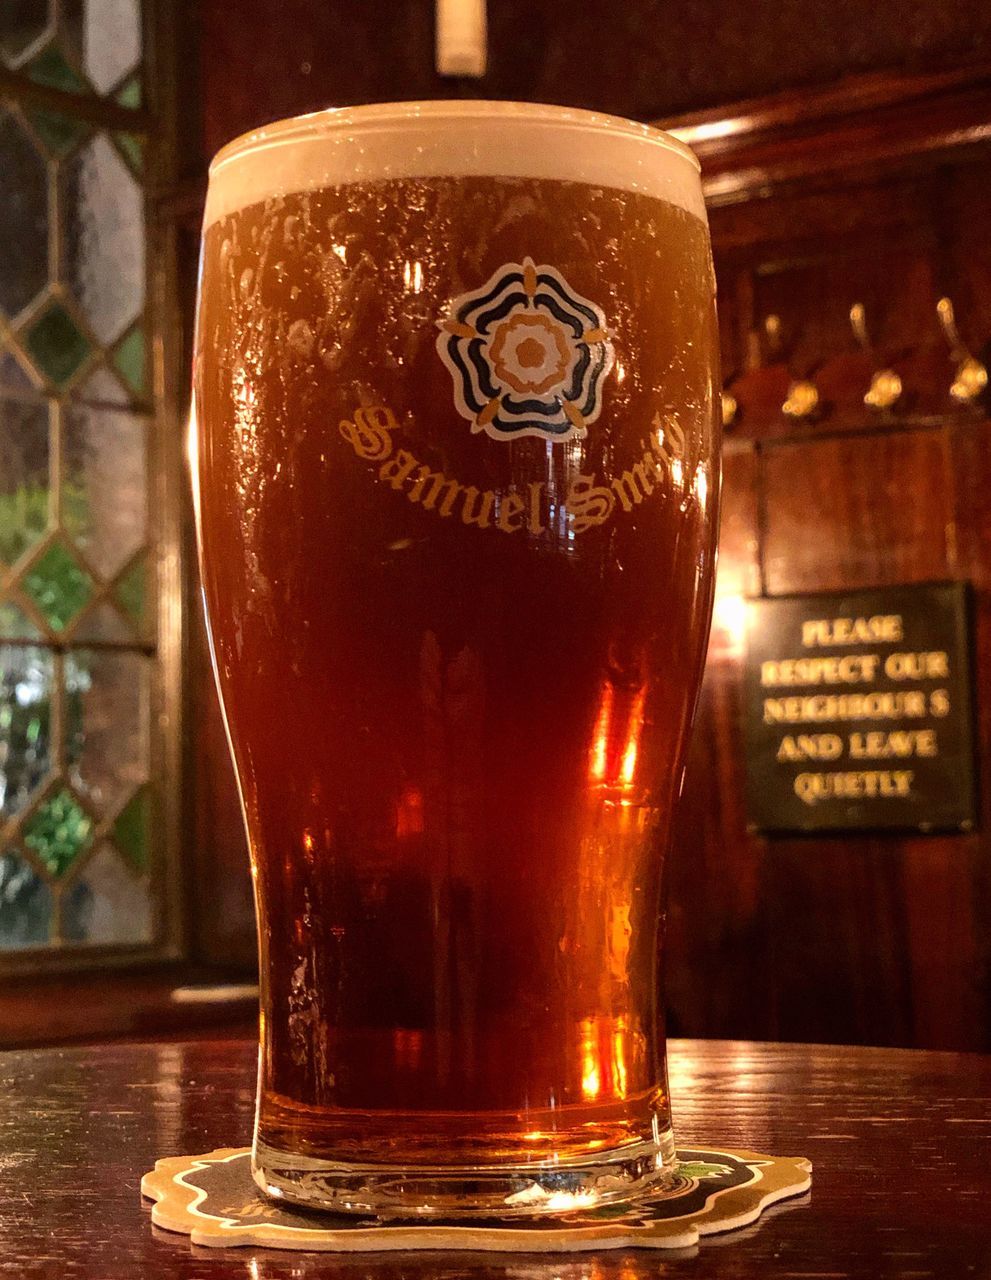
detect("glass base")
[252,1127,678,1219]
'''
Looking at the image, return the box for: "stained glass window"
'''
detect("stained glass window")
[0,0,167,959]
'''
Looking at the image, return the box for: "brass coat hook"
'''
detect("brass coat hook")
[765,315,820,419]
[850,303,902,410]
[937,297,988,404]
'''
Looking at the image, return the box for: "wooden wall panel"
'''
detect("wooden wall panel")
[761,432,953,594]
[196,0,991,163]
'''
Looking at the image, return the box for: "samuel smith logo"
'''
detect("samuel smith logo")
[436,258,615,443]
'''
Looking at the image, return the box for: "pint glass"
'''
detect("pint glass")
[194,101,719,1217]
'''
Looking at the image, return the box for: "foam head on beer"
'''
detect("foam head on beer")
[194,101,719,1217]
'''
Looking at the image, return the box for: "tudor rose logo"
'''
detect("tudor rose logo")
[436,258,615,443]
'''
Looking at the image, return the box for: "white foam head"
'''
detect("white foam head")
[204,100,705,228]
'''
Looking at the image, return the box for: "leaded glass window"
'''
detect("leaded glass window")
[0,1,174,962]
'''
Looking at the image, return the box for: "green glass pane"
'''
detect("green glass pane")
[22,786,92,876]
[25,42,86,92]
[0,110,49,318]
[23,302,92,387]
[0,644,52,819]
[26,107,89,157]
[0,393,50,566]
[113,130,142,174]
[22,540,94,629]
[114,75,141,109]
[112,555,145,625]
[61,133,145,345]
[0,852,54,949]
[66,649,148,814]
[1,1,53,67]
[63,843,152,944]
[113,784,150,873]
[111,326,145,397]
[64,400,147,576]
[0,601,41,638]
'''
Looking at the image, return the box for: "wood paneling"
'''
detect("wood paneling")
[761,431,952,594]
[196,1,991,162]
[664,82,991,1051]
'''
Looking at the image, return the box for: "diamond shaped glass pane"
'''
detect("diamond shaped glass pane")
[63,842,152,944]
[22,786,92,876]
[25,40,85,90]
[0,601,41,638]
[26,106,89,156]
[23,302,92,387]
[63,400,147,577]
[61,133,144,345]
[1,1,53,67]
[0,393,50,567]
[111,325,145,398]
[0,852,54,948]
[113,783,150,873]
[65,648,148,814]
[22,539,94,629]
[0,645,52,820]
[0,110,49,319]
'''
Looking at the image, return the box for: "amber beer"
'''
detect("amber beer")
[194,102,719,1217]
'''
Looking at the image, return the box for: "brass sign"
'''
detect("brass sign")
[744,583,977,833]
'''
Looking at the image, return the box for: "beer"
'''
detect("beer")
[194,102,719,1216]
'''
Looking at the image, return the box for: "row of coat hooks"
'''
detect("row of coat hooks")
[722,296,989,428]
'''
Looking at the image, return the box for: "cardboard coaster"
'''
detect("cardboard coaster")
[142,1146,811,1252]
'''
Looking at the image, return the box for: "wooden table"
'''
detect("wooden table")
[2,1038,989,1277]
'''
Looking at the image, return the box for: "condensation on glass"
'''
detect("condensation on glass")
[0,0,164,959]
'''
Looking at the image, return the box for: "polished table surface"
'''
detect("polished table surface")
[1,1038,990,1278]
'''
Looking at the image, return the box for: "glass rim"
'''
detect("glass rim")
[209,99,701,179]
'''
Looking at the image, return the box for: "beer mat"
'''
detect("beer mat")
[141,1146,811,1252]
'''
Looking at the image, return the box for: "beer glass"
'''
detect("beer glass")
[194,101,719,1218]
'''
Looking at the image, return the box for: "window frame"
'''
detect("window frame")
[0,0,187,975]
